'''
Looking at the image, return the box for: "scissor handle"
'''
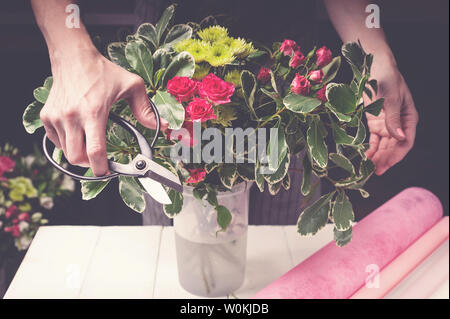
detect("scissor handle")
[42,98,161,182]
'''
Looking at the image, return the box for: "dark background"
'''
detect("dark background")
[0,0,448,227]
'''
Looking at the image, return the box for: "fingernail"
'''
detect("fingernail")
[396,128,406,139]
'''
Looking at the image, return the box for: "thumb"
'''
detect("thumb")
[125,77,169,131]
[384,99,406,141]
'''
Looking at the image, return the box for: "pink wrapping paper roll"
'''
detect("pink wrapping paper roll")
[351,217,449,299]
[253,187,444,299]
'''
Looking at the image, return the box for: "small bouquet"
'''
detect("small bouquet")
[0,144,75,256]
[23,5,384,246]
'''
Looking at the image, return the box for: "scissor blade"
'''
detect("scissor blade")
[145,160,183,193]
[138,177,172,205]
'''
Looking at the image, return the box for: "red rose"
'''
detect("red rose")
[291,74,311,95]
[289,53,306,69]
[316,46,332,68]
[168,120,198,147]
[186,168,206,184]
[198,73,235,105]
[309,70,324,82]
[5,205,18,219]
[167,76,197,103]
[316,85,327,102]
[186,98,216,122]
[11,225,20,238]
[0,156,15,176]
[280,39,298,56]
[257,67,270,83]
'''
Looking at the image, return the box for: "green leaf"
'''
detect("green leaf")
[267,127,288,171]
[264,153,290,184]
[331,120,354,145]
[365,98,384,116]
[163,188,183,217]
[152,90,185,129]
[268,181,283,195]
[193,186,207,202]
[33,86,49,104]
[282,172,291,191]
[81,169,110,200]
[329,153,355,175]
[107,42,130,70]
[334,226,353,247]
[301,155,312,196]
[205,162,219,174]
[352,119,366,145]
[368,79,378,95]
[307,118,328,168]
[240,70,258,118]
[321,56,341,83]
[297,191,335,236]
[342,42,365,70]
[255,161,265,192]
[153,48,171,70]
[325,103,352,122]
[237,163,255,181]
[125,40,154,85]
[52,148,63,165]
[23,101,44,134]
[260,88,282,104]
[43,76,53,89]
[216,205,232,232]
[161,52,195,87]
[218,164,238,190]
[283,93,322,114]
[136,23,158,49]
[155,5,175,45]
[163,24,193,48]
[119,176,146,213]
[332,191,354,231]
[326,83,357,114]
[206,188,218,207]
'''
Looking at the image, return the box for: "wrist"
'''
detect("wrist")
[50,44,101,73]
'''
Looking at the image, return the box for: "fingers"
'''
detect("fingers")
[64,123,89,167]
[365,133,379,159]
[41,117,61,149]
[384,97,406,141]
[84,119,109,177]
[123,76,169,131]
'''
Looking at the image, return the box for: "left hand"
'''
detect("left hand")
[364,58,419,175]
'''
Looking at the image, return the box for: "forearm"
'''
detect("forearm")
[31,0,98,69]
[323,0,396,66]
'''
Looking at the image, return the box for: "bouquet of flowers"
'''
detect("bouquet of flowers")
[23,5,384,246]
[0,144,75,257]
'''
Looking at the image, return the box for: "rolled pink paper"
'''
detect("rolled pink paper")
[351,217,449,299]
[253,187,443,299]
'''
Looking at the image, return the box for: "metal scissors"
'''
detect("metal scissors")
[42,99,182,205]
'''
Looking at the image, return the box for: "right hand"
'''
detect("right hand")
[40,49,168,176]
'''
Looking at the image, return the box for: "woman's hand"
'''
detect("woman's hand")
[40,49,168,176]
[364,57,419,175]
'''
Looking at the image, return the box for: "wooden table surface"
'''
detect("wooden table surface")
[4,225,449,299]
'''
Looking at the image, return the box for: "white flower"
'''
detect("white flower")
[61,175,75,192]
[16,236,32,251]
[40,196,54,210]
[18,221,29,232]
[25,155,35,167]
[32,212,42,222]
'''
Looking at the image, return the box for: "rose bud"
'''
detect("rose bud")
[316,85,327,102]
[289,53,306,69]
[316,46,332,68]
[291,74,311,95]
[280,39,298,56]
[257,67,271,84]
[186,168,207,184]
[309,70,324,82]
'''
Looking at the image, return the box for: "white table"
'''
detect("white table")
[4,225,449,299]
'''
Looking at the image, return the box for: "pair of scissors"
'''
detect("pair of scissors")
[42,99,183,205]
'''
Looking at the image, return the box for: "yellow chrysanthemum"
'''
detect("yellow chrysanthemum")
[198,25,229,43]
[174,38,195,52]
[235,41,257,59]
[206,43,235,67]
[224,70,241,88]
[185,40,210,63]
[211,105,238,127]
[193,63,211,80]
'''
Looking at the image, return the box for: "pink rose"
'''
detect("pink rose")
[168,120,198,147]
[0,156,15,176]
[186,168,206,184]
[18,212,30,221]
[316,46,332,68]
[309,70,324,82]
[280,39,298,56]
[5,205,18,219]
[167,76,198,103]
[289,53,306,68]
[198,73,235,105]
[291,74,311,95]
[316,85,327,102]
[257,67,270,83]
[186,98,216,122]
